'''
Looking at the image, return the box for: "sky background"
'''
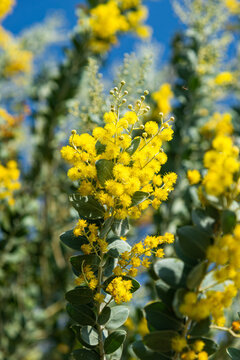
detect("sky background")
[2,0,184,70]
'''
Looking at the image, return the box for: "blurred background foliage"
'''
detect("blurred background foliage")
[0,0,240,359]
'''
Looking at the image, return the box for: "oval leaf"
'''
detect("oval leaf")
[144,330,178,353]
[154,258,190,289]
[96,159,114,186]
[70,194,105,219]
[66,303,96,326]
[105,306,129,330]
[111,218,129,237]
[145,301,182,331]
[187,261,208,290]
[65,287,93,306]
[131,191,149,207]
[73,349,100,360]
[60,230,88,251]
[107,240,131,258]
[70,254,100,273]
[126,137,141,155]
[80,326,99,346]
[104,330,126,354]
[227,347,240,359]
[177,226,211,260]
[98,306,111,326]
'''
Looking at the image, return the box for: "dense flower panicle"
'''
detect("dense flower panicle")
[0,0,15,19]
[172,336,208,359]
[0,160,21,205]
[152,83,173,116]
[61,106,177,221]
[84,0,150,52]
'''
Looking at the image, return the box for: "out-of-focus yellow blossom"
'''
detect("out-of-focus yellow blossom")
[171,336,187,353]
[180,284,237,326]
[152,83,173,116]
[198,114,240,198]
[214,72,233,85]
[0,160,21,205]
[87,0,150,53]
[201,112,233,137]
[187,169,201,185]
[0,26,33,77]
[232,320,240,332]
[225,0,240,14]
[0,0,15,19]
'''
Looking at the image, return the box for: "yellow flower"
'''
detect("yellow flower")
[187,169,201,185]
[106,276,133,304]
[225,0,240,14]
[0,0,15,19]
[0,160,21,205]
[214,72,233,85]
[152,83,173,115]
[171,336,187,353]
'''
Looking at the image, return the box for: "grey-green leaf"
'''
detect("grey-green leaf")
[227,347,240,359]
[60,230,88,251]
[107,240,131,258]
[105,306,129,330]
[131,191,149,207]
[154,258,190,289]
[126,137,141,155]
[65,287,93,306]
[66,303,96,326]
[111,218,129,237]
[187,261,208,290]
[96,159,114,186]
[80,326,99,346]
[144,330,178,352]
[73,349,100,360]
[70,194,105,219]
[104,330,126,354]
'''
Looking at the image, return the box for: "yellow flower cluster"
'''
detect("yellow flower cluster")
[0,26,33,77]
[207,224,240,288]
[200,112,233,137]
[0,160,21,205]
[87,0,150,53]
[0,0,15,19]
[199,114,239,197]
[172,337,208,360]
[224,0,240,14]
[214,71,233,85]
[61,105,177,221]
[106,276,133,304]
[152,83,173,116]
[75,264,98,290]
[180,284,237,326]
[114,233,174,277]
[187,170,201,185]
[73,219,108,255]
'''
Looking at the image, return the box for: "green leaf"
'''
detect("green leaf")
[65,287,93,306]
[177,226,211,260]
[174,238,198,267]
[104,256,117,277]
[103,275,140,294]
[70,254,100,273]
[106,345,123,360]
[131,191,149,207]
[187,261,208,290]
[190,318,211,336]
[155,279,176,305]
[100,217,114,238]
[80,326,99,346]
[107,239,131,258]
[132,341,170,360]
[145,301,182,331]
[95,140,106,155]
[70,194,105,219]
[126,137,141,155]
[188,337,218,355]
[144,330,178,352]
[192,209,215,235]
[221,210,237,234]
[73,349,100,360]
[105,305,129,330]
[111,218,129,237]
[104,330,126,354]
[96,159,114,186]
[227,348,240,359]
[154,258,190,289]
[172,289,187,319]
[60,230,88,251]
[66,303,96,326]
[98,306,111,326]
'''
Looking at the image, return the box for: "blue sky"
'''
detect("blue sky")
[3,0,184,66]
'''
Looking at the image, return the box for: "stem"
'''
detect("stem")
[210,325,240,338]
